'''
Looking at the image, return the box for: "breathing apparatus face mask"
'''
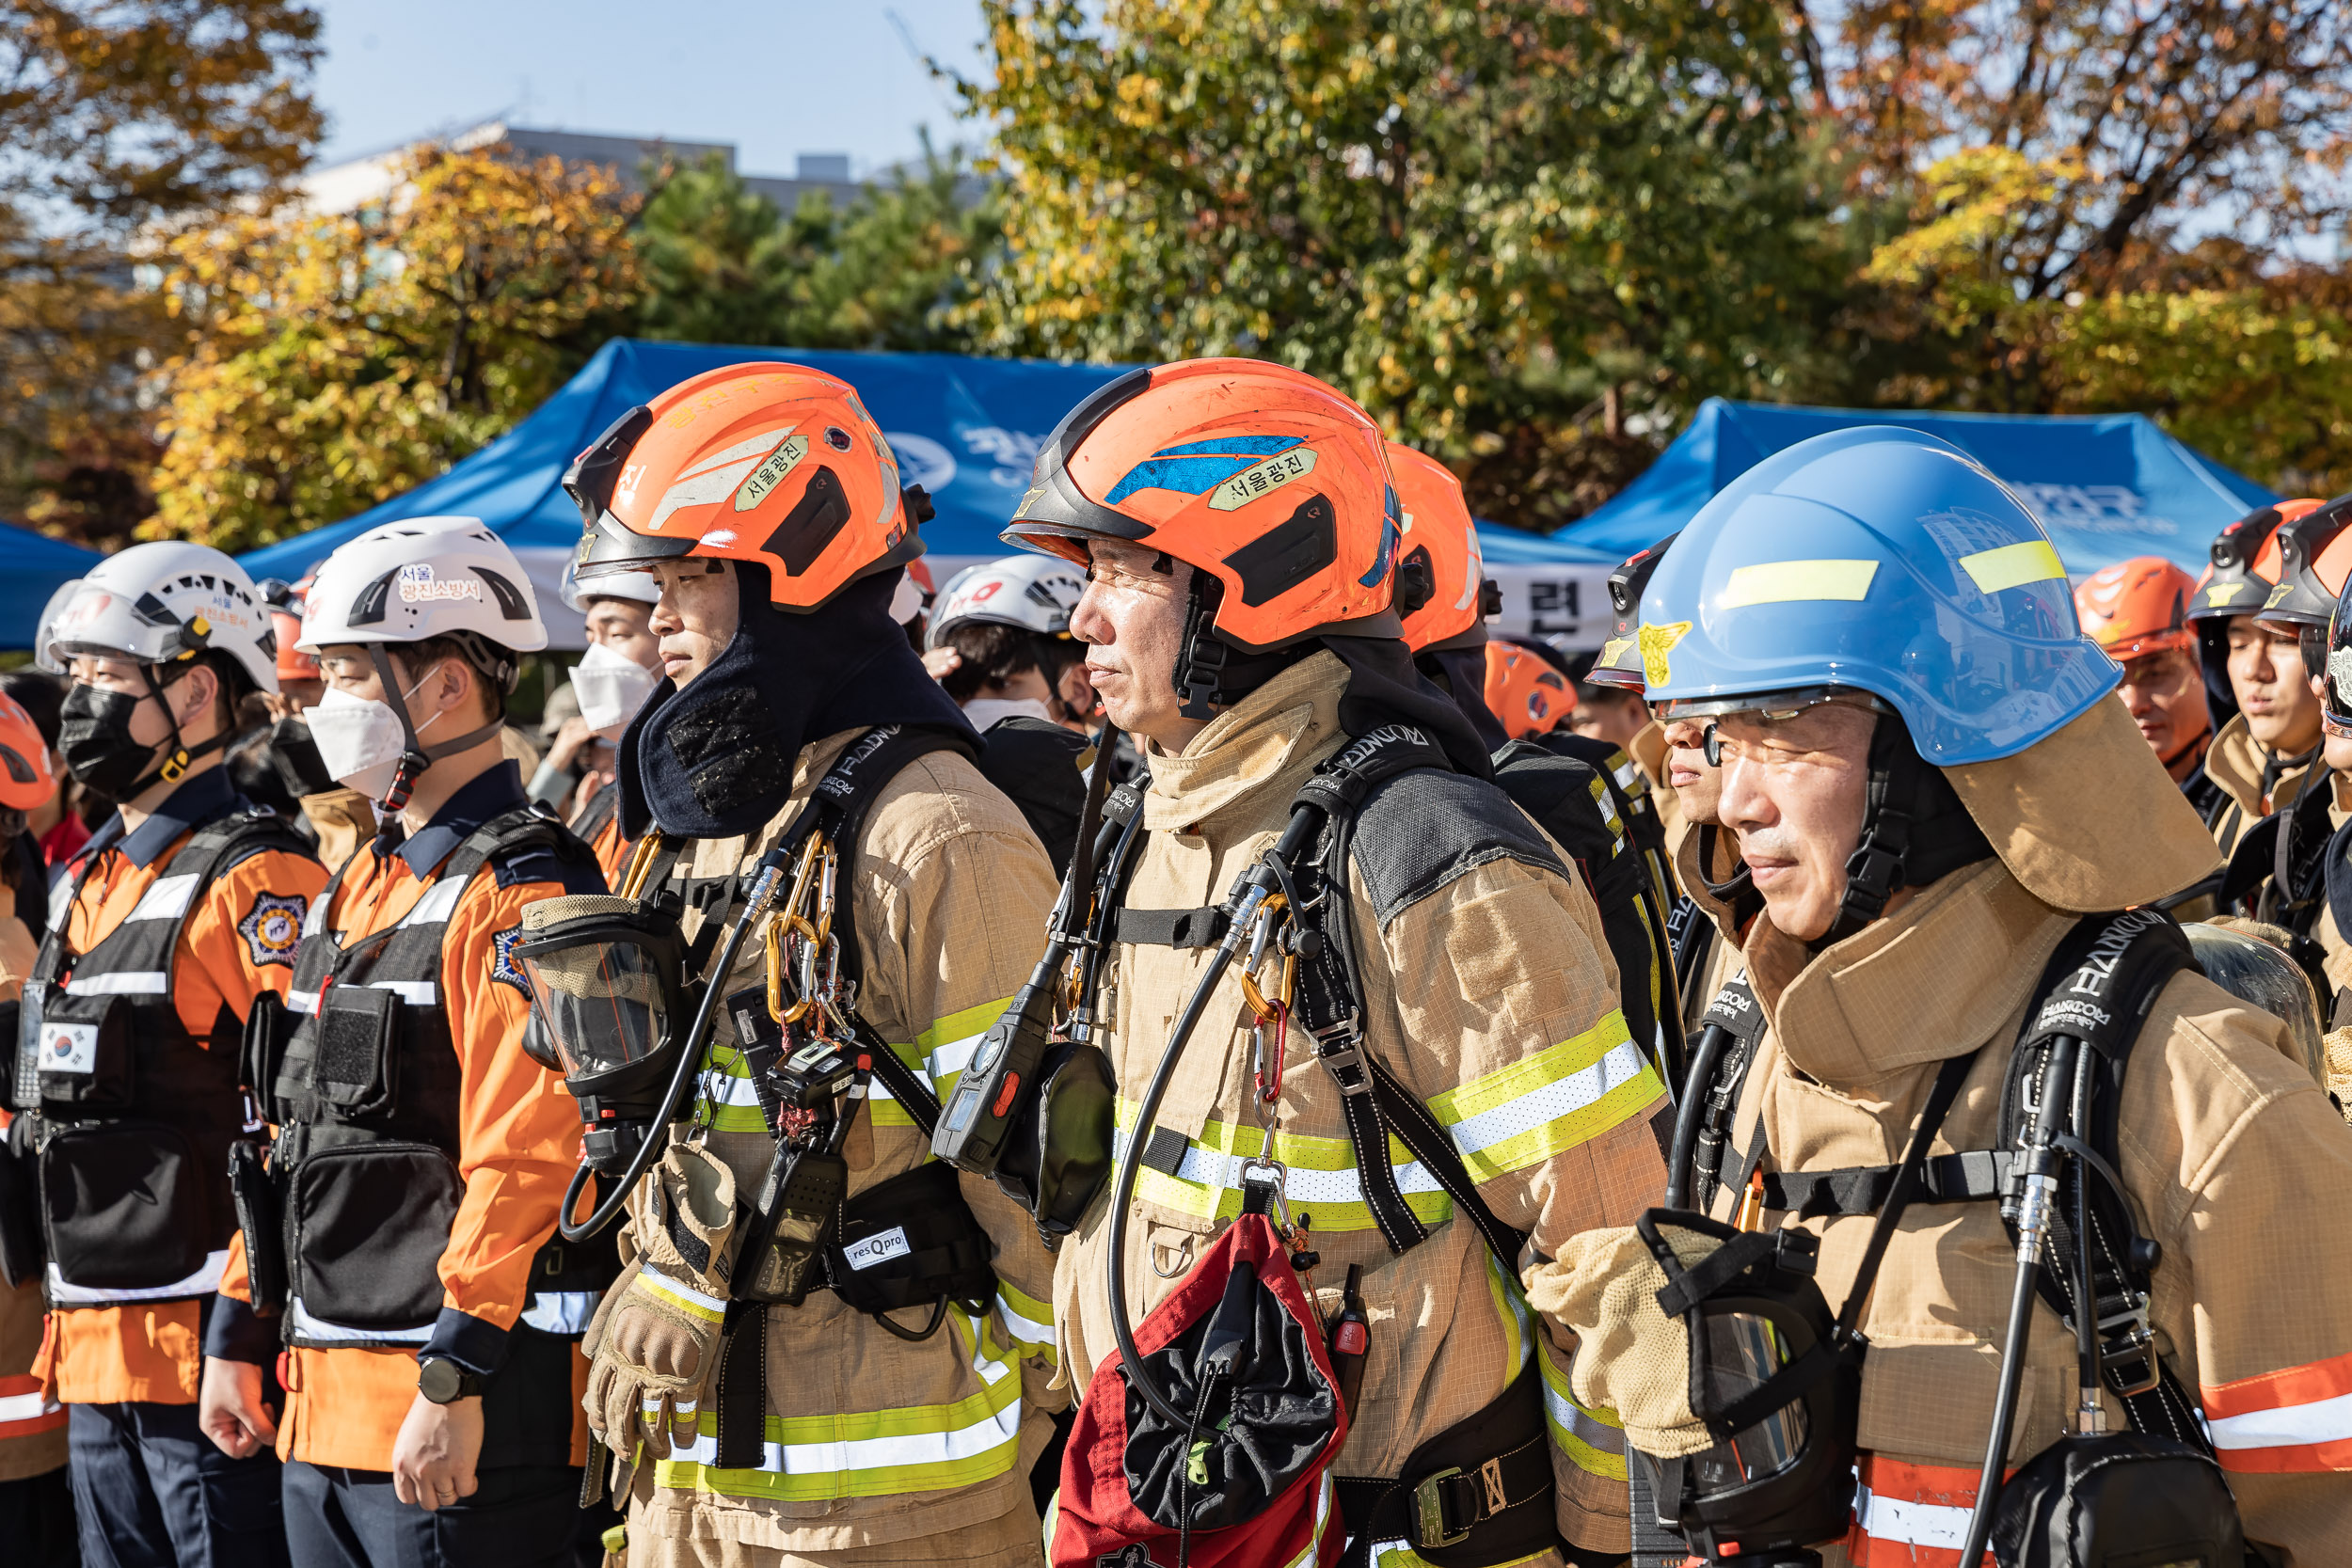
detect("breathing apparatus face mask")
[569,641,659,738]
[511,893,690,1175]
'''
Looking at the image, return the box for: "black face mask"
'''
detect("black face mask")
[267,716,339,798]
[59,681,168,800]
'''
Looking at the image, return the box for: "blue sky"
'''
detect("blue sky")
[309,1,992,175]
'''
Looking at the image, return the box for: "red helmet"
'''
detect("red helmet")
[2073,556,2197,660]
[1002,359,1401,649]
[1484,639,1576,739]
[0,691,56,813]
[565,362,922,610]
[1387,444,1492,653]
[272,575,321,684]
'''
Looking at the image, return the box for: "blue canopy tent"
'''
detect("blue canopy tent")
[235,338,1615,647]
[1556,398,2277,578]
[0,521,105,653]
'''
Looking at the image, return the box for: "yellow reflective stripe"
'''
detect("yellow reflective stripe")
[1485,1248,1534,1376]
[917,997,1011,1053]
[869,996,1014,1126]
[1720,559,1879,607]
[1424,1013,1665,1180]
[630,1262,724,1324]
[1539,1339,1628,1481]
[1959,539,2065,594]
[995,1280,1056,1361]
[1111,1099,1454,1232]
[1372,1545,1551,1568]
[651,1309,1023,1501]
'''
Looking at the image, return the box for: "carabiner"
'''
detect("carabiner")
[1237,1155,1294,1228]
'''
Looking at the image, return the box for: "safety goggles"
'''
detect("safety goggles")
[1658,689,1891,766]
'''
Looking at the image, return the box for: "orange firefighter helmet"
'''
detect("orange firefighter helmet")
[1484,639,1576,740]
[1387,443,1495,653]
[1001,359,1401,649]
[564,362,921,610]
[2073,556,2197,661]
[0,690,56,813]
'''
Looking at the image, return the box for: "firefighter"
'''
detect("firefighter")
[558,362,1066,1568]
[1540,428,2352,1563]
[2191,499,2330,850]
[540,562,663,885]
[31,542,328,1568]
[1000,359,1667,1564]
[196,516,608,1568]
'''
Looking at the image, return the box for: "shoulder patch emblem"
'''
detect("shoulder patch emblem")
[238,892,307,969]
[490,924,531,996]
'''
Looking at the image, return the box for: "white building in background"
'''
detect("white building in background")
[299,119,868,215]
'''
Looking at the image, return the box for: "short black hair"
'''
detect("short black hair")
[0,670,63,749]
[940,623,1082,705]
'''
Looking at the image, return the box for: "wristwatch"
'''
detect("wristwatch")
[417,1355,484,1405]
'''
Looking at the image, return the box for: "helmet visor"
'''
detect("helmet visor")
[511,896,684,1081]
[2319,571,2352,738]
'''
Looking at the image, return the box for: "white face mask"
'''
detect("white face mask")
[961,696,1054,731]
[569,641,660,738]
[306,672,448,801]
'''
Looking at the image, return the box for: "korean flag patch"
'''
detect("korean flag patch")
[238,892,308,970]
[490,924,530,996]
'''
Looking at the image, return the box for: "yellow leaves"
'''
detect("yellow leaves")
[1865,148,2083,288]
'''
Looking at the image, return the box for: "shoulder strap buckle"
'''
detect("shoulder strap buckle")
[2096,1293,2163,1397]
[1311,1022,1374,1096]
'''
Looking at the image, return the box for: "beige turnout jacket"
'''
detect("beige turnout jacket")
[1052,653,1669,1558]
[1714,861,2352,1566]
[2204,713,2322,858]
[617,728,1064,1561]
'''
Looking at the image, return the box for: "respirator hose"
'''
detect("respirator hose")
[1104,801,1325,1429]
[1662,1023,1730,1209]
[559,846,796,1243]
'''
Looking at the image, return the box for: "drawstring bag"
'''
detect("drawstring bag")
[1050,1215,1347,1568]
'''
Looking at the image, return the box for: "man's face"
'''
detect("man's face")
[1715,702,1877,942]
[2227,618,2323,752]
[646,561,739,690]
[584,597,661,672]
[1661,715,1722,826]
[1069,540,1194,745]
[2113,644,2210,768]
[1569,690,1649,750]
[315,644,479,733]
[65,652,217,752]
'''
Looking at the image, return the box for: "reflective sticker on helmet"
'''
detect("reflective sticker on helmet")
[1205,447,1317,512]
[397,564,483,604]
[239,891,307,970]
[2331,645,2352,703]
[1958,539,2065,595]
[1639,622,1691,688]
[2208,583,2241,608]
[1104,436,1304,504]
[1597,636,1632,667]
[2265,581,2295,609]
[734,436,811,513]
[1719,559,1880,608]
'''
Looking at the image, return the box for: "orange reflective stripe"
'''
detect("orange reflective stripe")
[2203,1348,2352,1472]
[0,1371,64,1439]
[1845,1455,1983,1568]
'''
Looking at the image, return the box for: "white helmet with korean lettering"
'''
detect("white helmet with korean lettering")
[558,557,660,613]
[43,541,279,695]
[296,516,548,810]
[925,555,1088,650]
[297,515,548,676]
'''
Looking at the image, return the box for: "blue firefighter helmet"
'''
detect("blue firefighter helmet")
[1638,427,2118,767]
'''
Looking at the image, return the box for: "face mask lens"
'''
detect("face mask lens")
[519,936,673,1079]
[2299,625,2327,683]
[1689,1311,1811,1493]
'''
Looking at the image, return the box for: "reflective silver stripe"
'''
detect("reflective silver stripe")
[396,878,468,929]
[127,872,200,922]
[301,895,328,938]
[521,1291,601,1335]
[48,1247,227,1305]
[367,980,437,1006]
[287,1296,435,1345]
[0,1388,59,1423]
[287,989,320,1015]
[45,875,72,936]
[63,970,168,997]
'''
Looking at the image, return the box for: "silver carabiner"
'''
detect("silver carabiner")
[1236,1154,1293,1228]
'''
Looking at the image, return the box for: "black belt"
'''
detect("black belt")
[1335,1359,1561,1568]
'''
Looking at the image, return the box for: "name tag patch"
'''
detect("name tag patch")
[44,1021,97,1076]
[843,1227,911,1272]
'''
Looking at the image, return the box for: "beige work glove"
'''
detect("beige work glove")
[583,1142,739,1461]
[2326,1027,2352,1125]
[1524,1224,1719,1459]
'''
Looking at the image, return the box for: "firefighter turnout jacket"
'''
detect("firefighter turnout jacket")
[209,761,606,1472]
[612,727,1065,1562]
[2205,713,2323,855]
[1052,653,1670,1560]
[25,768,325,1408]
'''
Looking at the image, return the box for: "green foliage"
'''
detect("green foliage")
[636,137,1001,354]
[953,0,1850,529]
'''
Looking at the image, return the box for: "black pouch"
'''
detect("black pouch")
[829,1161,996,1335]
[1020,1039,1118,1242]
[0,1111,42,1289]
[312,985,401,1119]
[243,992,292,1112]
[40,1120,211,1290]
[229,1139,287,1315]
[286,1139,460,1331]
[1987,1430,2247,1567]
[33,991,135,1112]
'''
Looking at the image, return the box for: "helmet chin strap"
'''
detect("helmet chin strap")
[367,645,506,814]
[125,659,232,800]
[1169,570,1313,721]
[1812,713,1994,953]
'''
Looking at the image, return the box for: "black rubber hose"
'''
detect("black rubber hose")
[1104,803,1326,1428]
[1663,1023,1729,1209]
[559,847,793,1243]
